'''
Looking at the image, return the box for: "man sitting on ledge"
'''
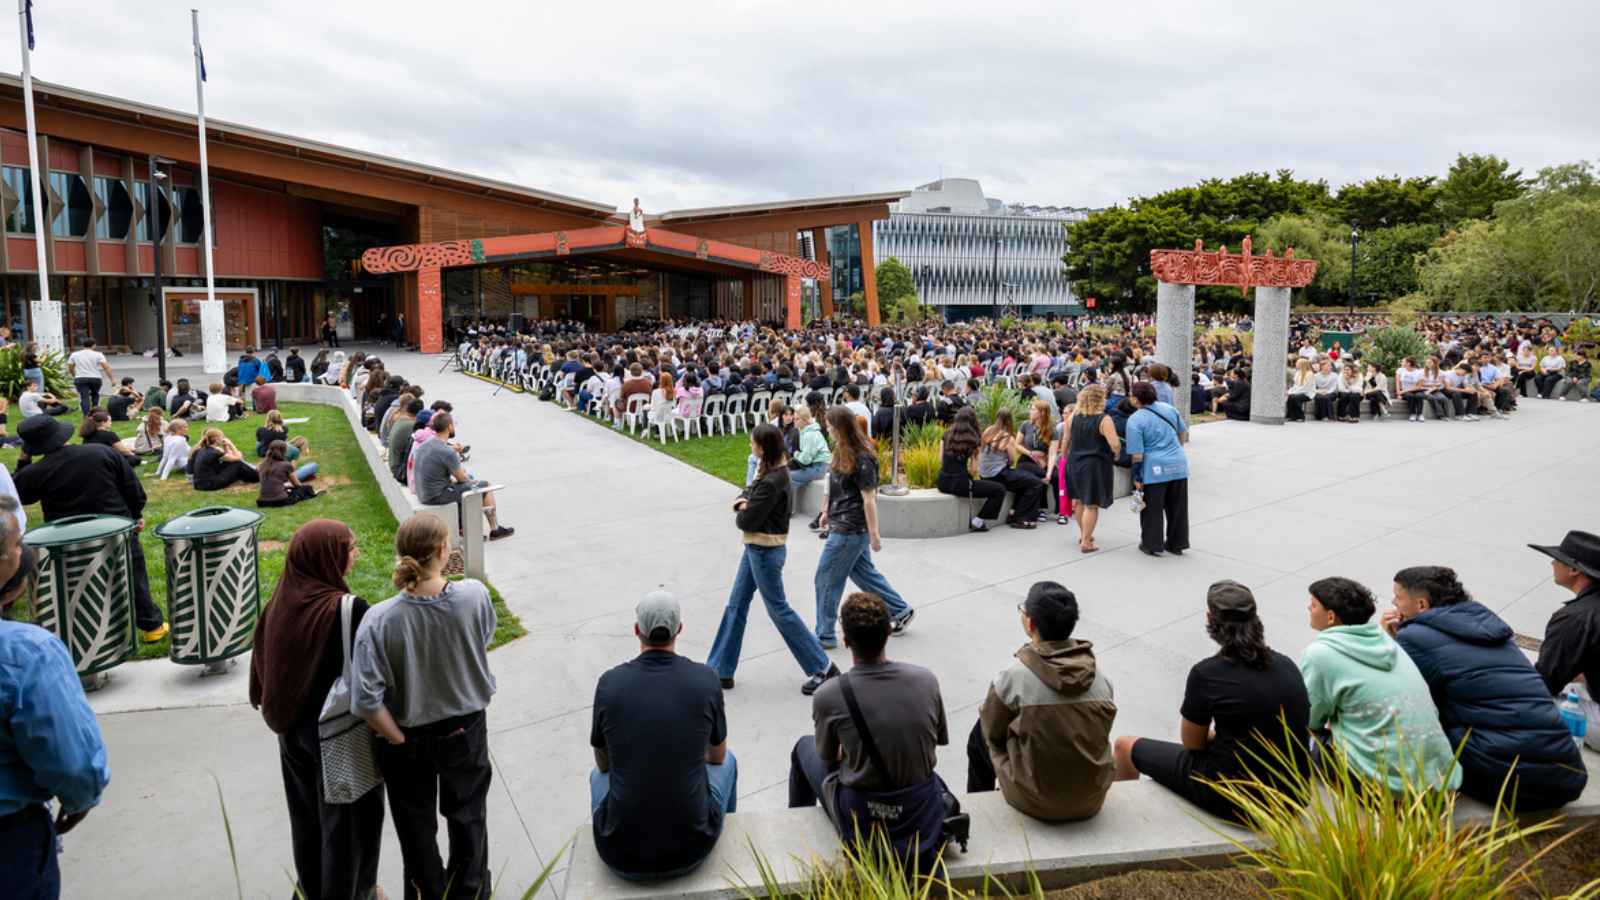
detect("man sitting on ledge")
[789,591,950,872]
[412,412,513,541]
[589,591,735,880]
[967,581,1117,822]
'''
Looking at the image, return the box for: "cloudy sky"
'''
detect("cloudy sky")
[14,0,1598,213]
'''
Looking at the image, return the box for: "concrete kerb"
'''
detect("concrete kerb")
[271,383,485,578]
[792,471,1133,539]
[564,762,1600,899]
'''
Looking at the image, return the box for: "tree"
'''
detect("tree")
[1335,175,1442,228]
[875,257,918,305]
[1062,204,1194,312]
[1255,213,1351,305]
[1360,223,1441,304]
[1439,153,1524,224]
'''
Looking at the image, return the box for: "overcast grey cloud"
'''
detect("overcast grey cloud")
[14,0,1599,212]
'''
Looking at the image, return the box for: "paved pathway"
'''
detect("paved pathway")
[62,355,1600,898]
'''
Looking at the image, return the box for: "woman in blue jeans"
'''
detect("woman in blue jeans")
[813,406,914,648]
[709,424,839,695]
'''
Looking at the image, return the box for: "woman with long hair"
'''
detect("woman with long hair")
[978,407,1046,529]
[309,348,330,383]
[1396,355,1426,420]
[1285,357,1315,422]
[189,428,260,491]
[1020,399,1066,523]
[249,520,384,900]
[708,423,837,693]
[19,341,42,388]
[258,441,325,508]
[353,514,498,900]
[1112,580,1310,821]
[936,407,1006,532]
[77,408,137,463]
[131,407,165,456]
[1361,361,1391,420]
[812,406,914,648]
[1416,357,1453,420]
[1056,385,1120,553]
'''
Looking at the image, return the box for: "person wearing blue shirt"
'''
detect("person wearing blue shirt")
[0,493,108,900]
[1126,382,1189,557]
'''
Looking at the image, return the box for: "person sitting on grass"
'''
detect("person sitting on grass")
[256,441,324,508]
[107,376,144,421]
[256,409,292,458]
[131,408,165,457]
[188,428,260,491]
[968,581,1116,822]
[205,381,247,422]
[250,375,278,415]
[1113,580,1310,821]
[157,418,192,480]
[1299,576,1461,794]
[78,409,139,467]
[18,379,71,418]
[0,398,22,448]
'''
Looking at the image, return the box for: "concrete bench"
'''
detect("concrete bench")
[563,758,1600,899]
[270,383,486,578]
[792,469,1133,539]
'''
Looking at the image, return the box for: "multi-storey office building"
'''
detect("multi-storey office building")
[872,178,1098,320]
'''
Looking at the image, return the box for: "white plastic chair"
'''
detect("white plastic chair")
[673,396,705,440]
[724,393,749,434]
[624,394,651,434]
[649,398,679,444]
[747,390,772,428]
[701,394,728,435]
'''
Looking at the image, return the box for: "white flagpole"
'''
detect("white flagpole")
[17,0,58,352]
[192,9,223,373]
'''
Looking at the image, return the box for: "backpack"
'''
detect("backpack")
[538,382,557,402]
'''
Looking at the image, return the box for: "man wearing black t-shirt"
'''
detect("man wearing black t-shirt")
[589,591,736,880]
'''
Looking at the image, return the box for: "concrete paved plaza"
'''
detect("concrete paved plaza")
[62,350,1600,898]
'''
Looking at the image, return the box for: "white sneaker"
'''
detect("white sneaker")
[1409,415,1419,421]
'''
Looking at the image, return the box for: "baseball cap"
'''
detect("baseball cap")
[636,589,681,639]
[415,409,434,427]
[1206,580,1257,622]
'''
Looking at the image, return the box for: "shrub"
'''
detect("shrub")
[1566,317,1600,350]
[1357,325,1430,375]
[1208,727,1600,900]
[900,441,941,489]
[0,344,75,402]
[969,384,1031,429]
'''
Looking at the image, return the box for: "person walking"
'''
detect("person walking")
[0,496,109,900]
[813,406,914,649]
[67,338,114,417]
[1057,385,1120,554]
[707,424,839,695]
[249,521,385,900]
[323,313,341,349]
[1126,383,1189,557]
[352,514,497,900]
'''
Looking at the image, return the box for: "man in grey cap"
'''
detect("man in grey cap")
[1533,531,1600,707]
[588,590,735,880]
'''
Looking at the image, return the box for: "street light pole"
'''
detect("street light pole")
[990,227,1001,321]
[149,154,174,382]
[1087,249,1095,313]
[1349,219,1359,317]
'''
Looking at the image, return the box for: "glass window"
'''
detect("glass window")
[49,172,92,238]
[176,186,205,243]
[3,166,37,234]
[95,176,133,240]
[135,181,172,242]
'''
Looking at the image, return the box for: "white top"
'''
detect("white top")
[1541,354,1566,372]
[1298,345,1319,360]
[157,434,192,480]
[18,390,44,418]
[844,400,872,434]
[68,348,107,380]
[205,393,236,423]
[1396,368,1423,391]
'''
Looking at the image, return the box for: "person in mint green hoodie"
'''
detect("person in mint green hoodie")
[1301,576,1462,794]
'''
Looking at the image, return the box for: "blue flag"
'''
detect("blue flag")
[195,41,206,82]
[24,0,34,50]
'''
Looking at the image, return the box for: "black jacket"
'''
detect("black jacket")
[904,402,937,428]
[735,468,791,542]
[871,407,900,441]
[16,443,147,520]
[285,354,306,382]
[1538,583,1600,696]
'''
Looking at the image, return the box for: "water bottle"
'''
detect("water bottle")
[1559,693,1587,749]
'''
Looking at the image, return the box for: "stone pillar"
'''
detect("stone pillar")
[1154,281,1195,426]
[1249,286,1292,425]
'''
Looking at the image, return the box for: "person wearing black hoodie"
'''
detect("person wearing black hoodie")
[1382,566,1585,811]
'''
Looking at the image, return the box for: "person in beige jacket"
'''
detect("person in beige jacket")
[967,581,1118,821]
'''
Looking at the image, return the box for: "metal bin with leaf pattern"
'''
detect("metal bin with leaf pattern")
[25,514,140,678]
[154,506,266,672]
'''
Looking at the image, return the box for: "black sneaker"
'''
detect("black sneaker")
[802,662,840,696]
[720,677,735,690]
[817,528,830,539]
[891,609,915,636]
[807,516,824,532]
[488,526,515,541]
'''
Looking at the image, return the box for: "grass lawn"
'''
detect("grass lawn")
[14,401,524,660]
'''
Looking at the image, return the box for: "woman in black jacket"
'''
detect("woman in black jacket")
[706,423,837,694]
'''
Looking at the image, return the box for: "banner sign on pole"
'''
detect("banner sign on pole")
[29,299,62,354]
[200,299,226,373]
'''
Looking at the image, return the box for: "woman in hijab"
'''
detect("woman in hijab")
[249,520,385,900]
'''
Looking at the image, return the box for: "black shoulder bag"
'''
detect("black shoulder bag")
[837,674,970,854]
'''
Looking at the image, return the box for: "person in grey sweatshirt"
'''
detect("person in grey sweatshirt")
[353,513,497,900]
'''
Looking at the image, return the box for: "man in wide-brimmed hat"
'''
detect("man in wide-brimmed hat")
[1532,530,1600,700]
[13,414,167,642]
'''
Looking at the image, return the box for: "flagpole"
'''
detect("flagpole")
[17,0,55,351]
[192,9,222,373]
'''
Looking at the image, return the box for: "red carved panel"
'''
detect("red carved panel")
[785,274,802,330]
[362,241,475,274]
[759,251,831,281]
[418,268,443,353]
[1150,236,1316,295]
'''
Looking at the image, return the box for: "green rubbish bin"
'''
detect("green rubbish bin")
[25,514,141,679]
[154,506,266,673]
[1321,331,1361,352]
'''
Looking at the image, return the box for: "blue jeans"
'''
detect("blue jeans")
[0,805,58,899]
[75,376,102,417]
[295,462,318,481]
[707,545,829,678]
[789,462,827,512]
[745,454,760,487]
[814,531,910,647]
[589,754,738,881]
